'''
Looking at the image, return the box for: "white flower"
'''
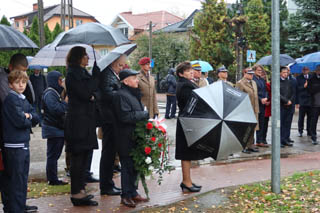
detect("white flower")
[148,165,154,171]
[145,157,152,164]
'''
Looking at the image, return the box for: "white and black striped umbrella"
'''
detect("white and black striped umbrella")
[179,81,257,160]
[0,24,38,50]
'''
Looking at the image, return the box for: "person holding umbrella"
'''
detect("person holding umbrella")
[64,46,99,206]
[98,54,126,196]
[236,68,260,154]
[137,57,159,118]
[175,61,209,193]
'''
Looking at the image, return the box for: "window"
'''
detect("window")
[99,49,109,56]
[15,21,19,28]
[76,19,83,26]
[120,27,128,38]
[24,20,28,26]
[65,19,69,27]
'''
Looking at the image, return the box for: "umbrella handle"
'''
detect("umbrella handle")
[92,45,96,61]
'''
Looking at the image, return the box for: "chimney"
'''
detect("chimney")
[33,3,38,11]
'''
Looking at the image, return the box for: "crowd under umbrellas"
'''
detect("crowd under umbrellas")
[1,21,320,211]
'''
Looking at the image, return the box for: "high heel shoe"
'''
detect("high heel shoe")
[180,182,201,192]
[70,196,98,206]
[192,183,202,189]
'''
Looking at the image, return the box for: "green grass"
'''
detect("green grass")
[27,181,70,198]
[139,170,320,213]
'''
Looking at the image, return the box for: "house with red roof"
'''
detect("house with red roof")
[110,11,183,40]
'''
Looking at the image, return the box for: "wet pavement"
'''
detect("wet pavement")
[2,94,320,212]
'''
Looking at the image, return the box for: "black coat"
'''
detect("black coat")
[280,78,294,107]
[113,84,148,157]
[29,73,47,99]
[307,73,320,107]
[98,66,121,124]
[65,65,99,153]
[253,75,267,111]
[166,68,177,95]
[175,77,210,160]
[296,74,311,106]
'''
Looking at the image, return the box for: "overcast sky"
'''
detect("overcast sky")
[0,0,236,25]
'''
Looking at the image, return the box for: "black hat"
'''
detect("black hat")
[119,69,139,81]
[217,65,228,73]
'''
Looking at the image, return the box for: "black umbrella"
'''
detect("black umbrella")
[97,43,137,71]
[179,81,257,160]
[0,24,38,50]
[52,23,130,48]
[257,54,295,66]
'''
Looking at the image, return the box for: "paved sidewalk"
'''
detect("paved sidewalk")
[19,152,320,212]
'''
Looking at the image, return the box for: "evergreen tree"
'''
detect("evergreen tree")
[0,15,11,26]
[244,0,271,60]
[190,0,234,69]
[285,0,320,57]
[44,23,52,44]
[52,23,63,41]
[28,16,40,46]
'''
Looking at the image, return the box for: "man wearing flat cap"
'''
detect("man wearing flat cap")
[137,57,159,118]
[217,65,233,87]
[236,68,260,154]
[191,62,208,88]
[113,69,149,208]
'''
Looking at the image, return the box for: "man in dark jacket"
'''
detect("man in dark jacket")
[113,69,149,208]
[280,67,294,147]
[42,71,68,185]
[296,66,312,137]
[98,54,126,195]
[30,69,47,120]
[252,64,268,147]
[165,68,177,119]
[307,65,320,145]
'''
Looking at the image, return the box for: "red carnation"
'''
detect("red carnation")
[146,122,153,130]
[151,137,156,142]
[145,147,152,155]
[158,143,162,148]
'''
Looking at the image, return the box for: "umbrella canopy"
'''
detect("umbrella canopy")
[257,54,295,66]
[290,52,320,73]
[0,24,38,50]
[191,60,213,72]
[52,23,130,47]
[26,56,48,69]
[29,43,101,67]
[97,43,137,71]
[179,81,257,160]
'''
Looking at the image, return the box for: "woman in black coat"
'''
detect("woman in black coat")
[113,69,149,208]
[65,46,99,206]
[175,62,210,193]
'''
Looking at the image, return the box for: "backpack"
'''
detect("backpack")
[160,75,169,91]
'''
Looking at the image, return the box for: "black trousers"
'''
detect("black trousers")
[165,95,177,118]
[287,104,295,139]
[262,116,269,142]
[120,157,138,199]
[1,148,30,213]
[310,107,320,141]
[46,137,64,182]
[256,106,265,143]
[298,105,312,135]
[99,123,116,191]
[281,106,292,143]
[70,150,91,194]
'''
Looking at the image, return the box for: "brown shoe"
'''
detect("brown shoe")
[121,197,136,208]
[256,143,269,148]
[132,194,149,203]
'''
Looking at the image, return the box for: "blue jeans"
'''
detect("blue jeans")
[46,137,64,182]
